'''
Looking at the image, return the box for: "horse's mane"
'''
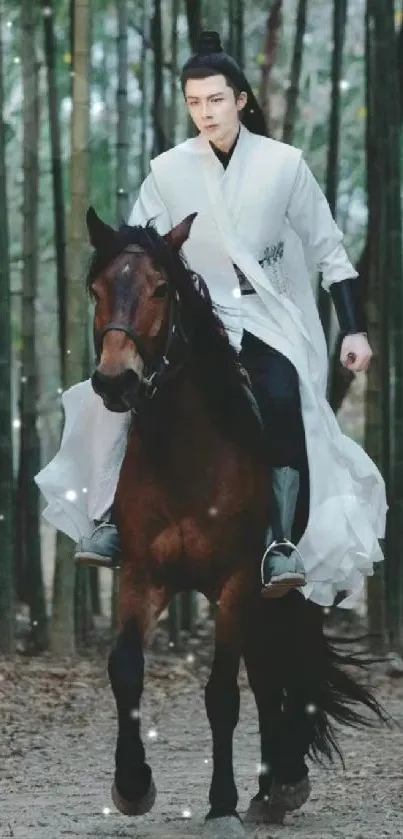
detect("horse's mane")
[86,221,263,457]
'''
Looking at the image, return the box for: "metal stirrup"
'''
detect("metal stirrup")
[260,538,304,586]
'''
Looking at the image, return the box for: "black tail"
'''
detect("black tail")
[243,591,392,769]
[303,635,391,765]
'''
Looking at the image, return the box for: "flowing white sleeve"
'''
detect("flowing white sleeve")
[285,156,358,291]
[128,171,172,234]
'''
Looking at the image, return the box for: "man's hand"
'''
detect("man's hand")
[340,333,373,372]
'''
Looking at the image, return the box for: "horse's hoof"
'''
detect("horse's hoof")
[243,794,286,825]
[270,776,311,811]
[203,814,245,838]
[111,777,157,816]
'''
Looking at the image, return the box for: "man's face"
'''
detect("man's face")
[185,74,247,148]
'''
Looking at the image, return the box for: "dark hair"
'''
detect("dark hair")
[182,66,242,101]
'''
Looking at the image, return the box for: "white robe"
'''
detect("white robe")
[35,124,387,608]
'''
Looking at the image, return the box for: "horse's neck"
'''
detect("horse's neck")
[133,372,233,471]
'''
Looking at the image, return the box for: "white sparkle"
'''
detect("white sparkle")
[186,653,195,665]
[232,286,241,298]
[168,641,175,648]
[57,387,63,395]
[323,607,331,615]
[0,514,4,521]
[65,489,77,502]
[182,807,192,819]
[305,702,317,715]
[130,708,141,720]
[6,21,12,28]
[82,487,88,494]
[32,620,38,627]
[263,794,270,802]
[147,727,158,740]
[13,56,20,64]
[208,506,218,517]
[257,761,270,775]
[13,419,21,429]
[21,376,27,383]
[102,806,110,815]
[204,758,209,764]
[42,6,52,15]
[339,79,350,92]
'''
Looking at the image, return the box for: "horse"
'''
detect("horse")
[85,206,387,837]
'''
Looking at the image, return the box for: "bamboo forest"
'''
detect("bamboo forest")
[1,1,403,837]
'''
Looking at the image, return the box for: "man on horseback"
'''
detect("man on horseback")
[36,31,385,606]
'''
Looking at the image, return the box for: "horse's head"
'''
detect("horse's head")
[85,207,197,412]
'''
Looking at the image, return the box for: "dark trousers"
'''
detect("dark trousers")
[239,330,309,541]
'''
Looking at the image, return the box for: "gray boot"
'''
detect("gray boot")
[74,521,122,569]
[261,466,306,598]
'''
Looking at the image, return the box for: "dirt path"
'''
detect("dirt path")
[1,647,403,839]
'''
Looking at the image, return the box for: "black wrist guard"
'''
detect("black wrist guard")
[329,277,367,336]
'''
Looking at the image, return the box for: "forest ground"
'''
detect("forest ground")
[1,620,403,839]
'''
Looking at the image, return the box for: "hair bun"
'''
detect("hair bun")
[196,30,223,55]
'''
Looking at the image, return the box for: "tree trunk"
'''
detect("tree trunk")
[152,0,166,156]
[42,0,67,381]
[232,0,244,67]
[139,0,150,181]
[169,0,180,147]
[364,3,387,654]
[282,0,308,145]
[51,0,92,657]
[116,0,129,222]
[258,0,283,137]
[328,22,403,413]
[184,0,202,53]
[317,0,348,349]
[0,2,16,655]
[375,1,403,651]
[18,0,48,652]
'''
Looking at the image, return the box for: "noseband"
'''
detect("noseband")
[95,244,186,404]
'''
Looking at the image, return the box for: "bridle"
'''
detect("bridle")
[94,244,187,404]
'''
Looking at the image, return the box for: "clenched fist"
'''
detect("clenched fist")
[340,333,373,372]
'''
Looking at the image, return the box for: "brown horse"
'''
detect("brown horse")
[86,207,386,837]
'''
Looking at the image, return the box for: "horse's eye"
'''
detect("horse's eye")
[152,282,168,299]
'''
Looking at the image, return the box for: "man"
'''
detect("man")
[36,32,386,606]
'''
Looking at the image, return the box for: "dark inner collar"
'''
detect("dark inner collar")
[210,128,240,169]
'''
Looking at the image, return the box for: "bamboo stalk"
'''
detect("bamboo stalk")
[0,0,16,654]
[282,0,308,145]
[116,0,129,222]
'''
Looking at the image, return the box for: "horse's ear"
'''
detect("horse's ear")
[86,206,116,250]
[163,213,197,251]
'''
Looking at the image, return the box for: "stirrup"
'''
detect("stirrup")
[260,538,304,587]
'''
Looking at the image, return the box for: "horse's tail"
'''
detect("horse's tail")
[303,634,391,765]
[287,593,392,765]
[243,590,392,768]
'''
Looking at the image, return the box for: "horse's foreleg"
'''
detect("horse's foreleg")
[204,586,245,837]
[108,584,167,816]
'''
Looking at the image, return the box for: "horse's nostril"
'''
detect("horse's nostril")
[91,368,140,403]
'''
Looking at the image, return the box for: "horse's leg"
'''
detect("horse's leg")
[203,585,245,838]
[108,583,167,816]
